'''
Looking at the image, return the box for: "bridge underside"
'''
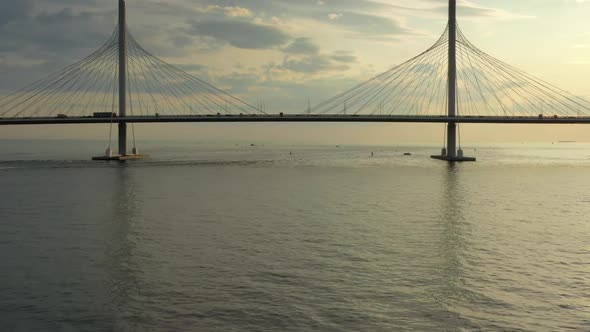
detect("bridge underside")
[2,115,590,125]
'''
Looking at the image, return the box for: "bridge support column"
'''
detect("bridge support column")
[118,122,127,156]
[447,122,457,158]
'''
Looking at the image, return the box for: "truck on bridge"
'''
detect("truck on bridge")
[93,112,117,118]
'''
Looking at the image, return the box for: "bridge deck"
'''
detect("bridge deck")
[2,115,590,125]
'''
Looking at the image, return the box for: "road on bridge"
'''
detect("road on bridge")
[2,114,590,125]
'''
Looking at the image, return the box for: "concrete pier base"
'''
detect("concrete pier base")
[431,148,476,162]
[430,154,476,162]
[92,154,148,161]
[92,139,148,160]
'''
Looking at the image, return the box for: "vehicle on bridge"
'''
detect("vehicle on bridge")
[93,112,117,118]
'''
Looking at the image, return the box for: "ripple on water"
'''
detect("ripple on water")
[0,145,589,331]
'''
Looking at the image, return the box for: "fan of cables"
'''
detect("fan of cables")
[309,24,590,118]
[0,26,263,119]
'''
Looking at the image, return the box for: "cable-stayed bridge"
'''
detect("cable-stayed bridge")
[1,0,590,161]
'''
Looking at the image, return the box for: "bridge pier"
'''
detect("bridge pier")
[431,122,476,162]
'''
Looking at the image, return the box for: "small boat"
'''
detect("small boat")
[403,153,412,156]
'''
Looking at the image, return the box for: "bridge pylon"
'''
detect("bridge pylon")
[118,0,127,156]
[93,0,145,161]
[431,0,476,162]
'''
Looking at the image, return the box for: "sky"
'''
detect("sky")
[0,0,590,145]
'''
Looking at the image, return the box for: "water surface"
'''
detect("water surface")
[0,140,588,331]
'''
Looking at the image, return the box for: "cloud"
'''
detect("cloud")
[331,54,358,63]
[283,38,319,55]
[276,50,358,74]
[0,6,113,55]
[172,63,207,73]
[328,13,343,20]
[280,55,347,73]
[0,0,32,26]
[418,0,534,20]
[188,20,290,50]
[0,3,117,91]
[324,11,413,36]
[203,5,254,18]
